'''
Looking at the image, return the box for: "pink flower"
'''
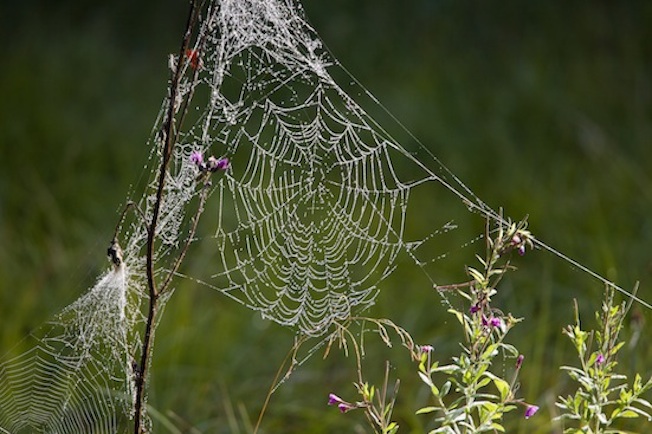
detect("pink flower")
[216,157,230,170]
[511,232,527,255]
[482,315,504,329]
[328,393,344,406]
[595,353,605,365]
[416,344,434,360]
[511,234,522,246]
[190,151,204,167]
[328,393,355,413]
[489,317,502,328]
[524,404,539,419]
[207,156,229,172]
[338,403,355,413]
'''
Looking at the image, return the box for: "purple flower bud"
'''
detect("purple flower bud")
[516,355,524,369]
[328,393,355,413]
[419,345,434,354]
[483,315,506,332]
[518,244,526,256]
[338,403,355,413]
[470,303,481,314]
[489,317,502,328]
[215,157,230,171]
[595,353,605,365]
[511,234,522,246]
[328,393,344,406]
[524,404,539,419]
[190,150,204,166]
[207,156,230,172]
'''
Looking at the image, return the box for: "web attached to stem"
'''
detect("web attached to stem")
[172,0,491,335]
[1,0,647,432]
[0,268,139,432]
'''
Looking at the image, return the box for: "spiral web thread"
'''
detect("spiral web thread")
[178,0,492,336]
[2,0,632,432]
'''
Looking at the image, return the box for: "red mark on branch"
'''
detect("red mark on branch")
[185,49,202,70]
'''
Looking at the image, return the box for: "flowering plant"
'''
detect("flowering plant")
[415,220,538,432]
[555,286,652,433]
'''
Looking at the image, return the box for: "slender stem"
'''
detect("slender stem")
[253,336,306,434]
[434,280,475,291]
[133,2,200,433]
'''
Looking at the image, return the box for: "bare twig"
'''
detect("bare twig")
[133,2,203,432]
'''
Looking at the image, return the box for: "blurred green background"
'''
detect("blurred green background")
[1,1,652,433]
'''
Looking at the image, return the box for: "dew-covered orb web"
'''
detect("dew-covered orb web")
[0,0,510,432]
[174,0,492,336]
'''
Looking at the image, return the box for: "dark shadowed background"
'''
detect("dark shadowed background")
[1,1,651,432]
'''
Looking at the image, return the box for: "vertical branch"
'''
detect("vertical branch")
[133,2,203,433]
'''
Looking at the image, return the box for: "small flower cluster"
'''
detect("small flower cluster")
[326,220,542,433]
[510,232,530,256]
[525,404,540,419]
[328,380,399,434]
[190,150,229,178]
[555,287,652,432]
[327,393,358,414]
[481,313,506,331]
[417,219,538,431]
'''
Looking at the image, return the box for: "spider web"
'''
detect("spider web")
[0,0,496,429]
[3,0,637,432]
[175,0,489,335]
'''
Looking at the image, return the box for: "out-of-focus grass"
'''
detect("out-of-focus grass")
[1,1,652,433]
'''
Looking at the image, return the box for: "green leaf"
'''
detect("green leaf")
[385,421,398,434]
[482,401,499,413]
[468,267,486,285]
[431,364,460,374]
[634,397,652,410]
[611,341,625,356]
[448,308,467,327]
[492,377,511,401]
[418,372,435,389]
[587,352,597,367]
[488,268,505,277]
[482,343,499,359]
[441,381,451,397]
[500,344,519,358]
[416,406,438,415]
[477,377,492,390]
[619,388,633,402]
[633,373,643,394]
[625,407,652,419]
[616,409,639,419]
